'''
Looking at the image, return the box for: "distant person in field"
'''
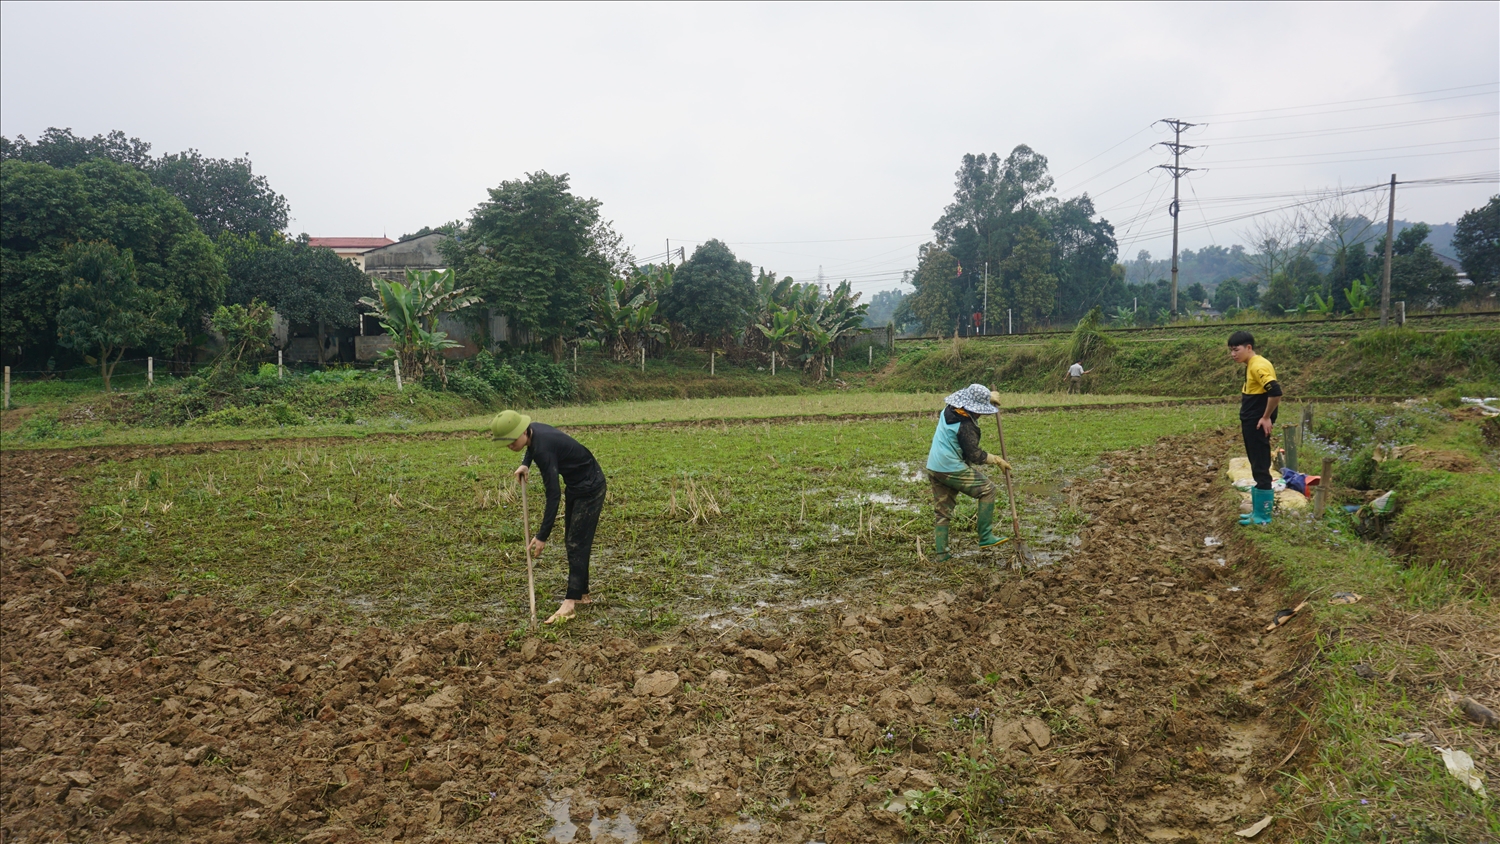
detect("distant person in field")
[492,410,607,624]
[925,384,1012,561]
[1067,361,1093,394]
[1228,331,1281,525]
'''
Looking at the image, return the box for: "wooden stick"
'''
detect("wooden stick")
[993,410,1030,562]
[520,475,537,629]
[1313,456,1333,519]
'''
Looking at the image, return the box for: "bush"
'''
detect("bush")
[460,351,575,407]
[443,369,496,405]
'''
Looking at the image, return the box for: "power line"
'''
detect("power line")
[1052,124,1154,181]
[1198,111,1500,146]
[1202,137,1499,165]
[1181,82,1498,119]
[1200,90,1500,125]
[1211,145,1499,170]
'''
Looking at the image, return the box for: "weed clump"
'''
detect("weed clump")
[1067,306,1114,366]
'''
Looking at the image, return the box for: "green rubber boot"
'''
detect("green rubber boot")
[933,526,951,561]
[1238,487,1274,526]
[977,502,1008,548]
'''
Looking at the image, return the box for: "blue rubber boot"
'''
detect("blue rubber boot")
[1238,487,1274,526]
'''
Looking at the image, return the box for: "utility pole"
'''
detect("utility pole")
[1380,174,1396,327]
[1154,119,1201,319]
[666,239,670,268]
[982,262,989,335]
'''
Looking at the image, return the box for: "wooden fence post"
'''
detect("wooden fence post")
[1313,456,1333,520]
[710,350,715,376]
[771,351,777,376]
[278,349,284,380]
[147,357,154,386]
[1283,425,1299,473]
[394,360,403,391]
[640,347,645,373]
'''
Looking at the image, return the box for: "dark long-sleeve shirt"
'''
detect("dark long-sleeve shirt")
[521,423,605,542]
[943,406,992,465]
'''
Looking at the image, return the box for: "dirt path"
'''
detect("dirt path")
[2,431,1302,843]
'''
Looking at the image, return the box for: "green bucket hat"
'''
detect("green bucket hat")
[490,409,532,443]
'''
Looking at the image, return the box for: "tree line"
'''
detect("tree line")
[884,146,1496,334]
[5,128,1494,387]
[0,129,870,386]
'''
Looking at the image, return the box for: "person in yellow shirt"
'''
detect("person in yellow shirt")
[1228,330,1281,525]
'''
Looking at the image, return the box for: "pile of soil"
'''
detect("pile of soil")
[2,431,1302,843]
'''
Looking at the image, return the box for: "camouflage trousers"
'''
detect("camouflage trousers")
[927,467,997,527]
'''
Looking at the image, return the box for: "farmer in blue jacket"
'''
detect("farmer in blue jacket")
[926,383,1011,561]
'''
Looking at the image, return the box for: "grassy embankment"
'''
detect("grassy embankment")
[1235,404,1497,842]
[4,324,1495,449]
[881,327,1500,399]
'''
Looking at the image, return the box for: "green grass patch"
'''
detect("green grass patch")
[74,404,1230,628]
[431,390,1186,431]
[880,329,1500,398]
[1236,462,1497,842]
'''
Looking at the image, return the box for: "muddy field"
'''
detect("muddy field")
[1,430,1306,843]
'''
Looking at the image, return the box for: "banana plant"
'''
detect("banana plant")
[1309,291,1337,317]
[756,306,800,362]
[1344,275,1374,315]
[359,269,479,384]
[589,266,670,361]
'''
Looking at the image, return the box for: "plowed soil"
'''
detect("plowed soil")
[2,431,1303,843]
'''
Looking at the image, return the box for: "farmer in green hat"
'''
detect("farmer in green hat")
[925,383,1012,561]
[492,410,607,624]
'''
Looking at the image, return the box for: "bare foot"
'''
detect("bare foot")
[578,593,593,605]
[544,600,578,625]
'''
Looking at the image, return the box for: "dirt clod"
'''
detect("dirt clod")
[0,432,1302,842]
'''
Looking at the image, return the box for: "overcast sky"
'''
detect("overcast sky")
[3,1,1497,295]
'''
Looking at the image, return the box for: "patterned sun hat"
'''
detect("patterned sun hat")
[943,383,997,415]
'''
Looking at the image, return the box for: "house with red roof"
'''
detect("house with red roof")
[306,236,394,271]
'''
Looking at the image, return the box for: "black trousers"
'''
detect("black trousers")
[1241,416,1276,490]
[563,483,606,601]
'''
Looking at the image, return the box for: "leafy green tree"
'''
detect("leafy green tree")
[400,222,463,241]
[1049,195,1119,319]
[1451,196,1498,290]
[446,172,612,355]
[1373,224,1462,310]
[217,233,370,363]
[1261,273,1297,316]
[995,227,1058,329]
[1185,282,1208,308]
[1,159,225,362]
[3,128,287,238]
[864,289,907,327]
[1325,242,1370,313]
[1,127,153,168]
[1212,277,1260,313]
[209,300,274,372]
[907,245,961,335]
[55,242,182,391]
[148,149,289,238]
[359,269,479,383]
[658,239,756,347]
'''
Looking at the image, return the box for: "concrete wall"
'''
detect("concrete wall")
[363,233,449,280]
